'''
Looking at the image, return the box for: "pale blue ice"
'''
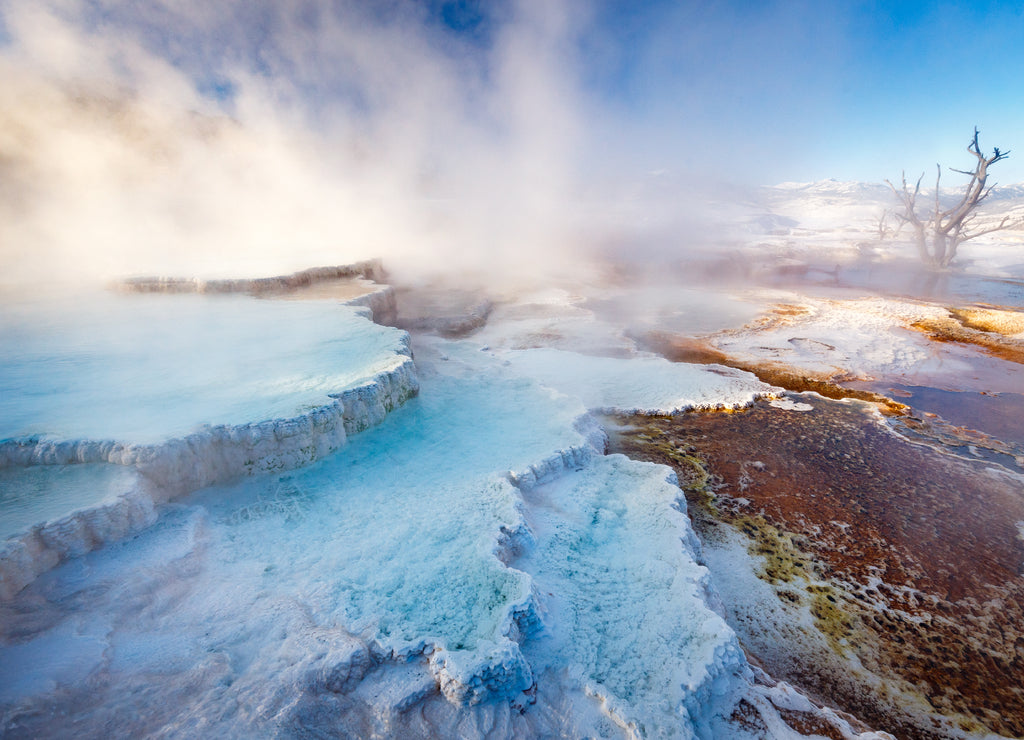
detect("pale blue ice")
[0,326,755,738]
[187,362,584,656]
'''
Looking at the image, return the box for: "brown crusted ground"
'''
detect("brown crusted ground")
[951,306,1024,335]
[912,312,1024,365]
[607,396,1024,740]
[265,277,379,301]
[640,331,909,415]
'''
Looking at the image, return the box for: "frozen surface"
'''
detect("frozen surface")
[0,330,765,738]
[0,291,410,443]
[2,263,924,737]
[205,363,587,662]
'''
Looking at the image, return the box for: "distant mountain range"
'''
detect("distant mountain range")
[769,178,1024,202]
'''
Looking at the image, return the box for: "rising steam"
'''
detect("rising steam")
[0,1,603,288]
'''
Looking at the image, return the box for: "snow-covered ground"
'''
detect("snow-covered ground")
[0,264,910,738]
[7,175,1023,738]
[708,294,955,381]
[748,179,1024,280]
[0,293,788,739]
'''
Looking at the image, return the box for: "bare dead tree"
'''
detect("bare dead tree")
[886,128,1015,269]
[875,208,898,241]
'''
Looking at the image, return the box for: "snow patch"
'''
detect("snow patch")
[712,295,959,380]
[516,455,750,738]
[499,347,774,414]
[769,397,814,412]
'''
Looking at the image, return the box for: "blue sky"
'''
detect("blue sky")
[4,0,1023,185]
[577,0,1024,183]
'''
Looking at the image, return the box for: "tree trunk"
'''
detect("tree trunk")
[932,230,948,267]
[912,225,929,264]
[945,236,962,266]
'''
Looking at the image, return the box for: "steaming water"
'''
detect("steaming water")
[0,291,408,443]
[584,285,765,336]
[862,382,1024,446]
[0,464,141,540]
[0,329,753,738]
[4,260,1023,737]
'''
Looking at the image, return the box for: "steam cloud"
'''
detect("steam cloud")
[3,1,1018,290]
[0,1,606,288]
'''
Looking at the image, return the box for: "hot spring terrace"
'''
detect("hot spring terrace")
[0,266,831,739]
[0,283,418,599]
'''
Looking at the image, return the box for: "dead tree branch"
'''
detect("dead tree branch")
[884,128,1017,268]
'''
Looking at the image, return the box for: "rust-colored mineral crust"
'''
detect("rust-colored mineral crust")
[609,395,1024,739]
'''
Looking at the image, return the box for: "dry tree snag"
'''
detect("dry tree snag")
[886,128,1014,269]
